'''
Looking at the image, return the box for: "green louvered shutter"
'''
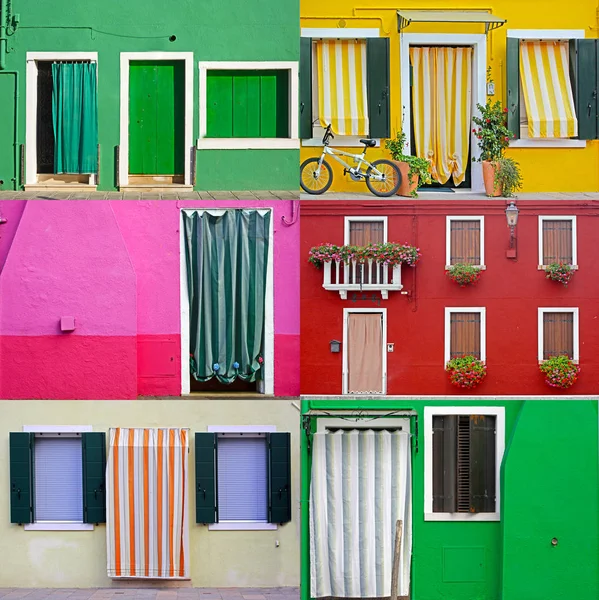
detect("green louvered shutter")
[10,432,34,524]
[82,432,106,524]
[268,432,291,524]
[469,415,496,513]
[195,433,217,524]
[300,37,313,139]
[367,38,390,139]
[506,37,520,140]
[571,39,598,140]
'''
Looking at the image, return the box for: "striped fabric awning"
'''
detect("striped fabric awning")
[520,41,578,138]
[106,428,189,579]
[316,40,369,136]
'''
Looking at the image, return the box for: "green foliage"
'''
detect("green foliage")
[446,263,482,286]
[539,355,580,389]
[494,157,523,198]
[308,242,422,268]
[544,262,574,286]
[385,130,432,197]
[472,99,516,162]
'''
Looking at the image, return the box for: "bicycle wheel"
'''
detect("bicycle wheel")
[300,157,333,195]
[365,159,401,197]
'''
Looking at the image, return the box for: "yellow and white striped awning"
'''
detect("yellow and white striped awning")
[520,41,578,138]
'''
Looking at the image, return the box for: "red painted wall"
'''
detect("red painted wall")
[300,200,599,396]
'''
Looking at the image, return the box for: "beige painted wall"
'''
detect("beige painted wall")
[0,400,301,588]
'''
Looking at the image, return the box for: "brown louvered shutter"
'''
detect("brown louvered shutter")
[432,415,457,512]
[543,312,574,359]
[542,220,573,264]
[349,221,385,284]
[450,220,481,265]
[450,312,481,359]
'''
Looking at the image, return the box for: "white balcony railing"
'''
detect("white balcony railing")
[322,260,403,300]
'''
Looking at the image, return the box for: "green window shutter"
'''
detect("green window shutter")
[300,37,313,139]
[10,432,34,524]
[571,39,598,140]
[366,38,390,139]
[268,432,291,524]
[432,416,457,513]
[469,415,496,513]
[82,432,106,524]
[195,433,217,524]
[506,37,520,140]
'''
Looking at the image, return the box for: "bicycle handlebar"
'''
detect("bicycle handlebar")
[322,124,334,145]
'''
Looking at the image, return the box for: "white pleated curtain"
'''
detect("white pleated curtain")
[310,430,412,598]
[106,428,189,579]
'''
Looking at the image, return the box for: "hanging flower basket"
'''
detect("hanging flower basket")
[446,355,487,389]
[539,355,580,389]
[544,262,574,286]
[446,263,483,287]
[308,242,421,268]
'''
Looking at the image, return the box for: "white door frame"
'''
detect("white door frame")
[400,34,487,193]
[119,52,194,187]
[25,52,99,186]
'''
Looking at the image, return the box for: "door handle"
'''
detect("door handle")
[300,102,305,114]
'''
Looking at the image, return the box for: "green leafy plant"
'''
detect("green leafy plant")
[471,99,515,162]
[494,157,522,198]
[539,355,580,389]
[445,355,487,389]
[308,242,421,268]
[544,262,574,286]
[446,263,483,286]
[385,130,432,197]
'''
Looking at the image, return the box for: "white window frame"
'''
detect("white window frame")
[424,406,505,522]
[180,209,274,396]
[22,425,94,532]
[538,215,578,269]
[342,308,387,395]
[344,216,388,245]
[25,52,99,187]
[445,216,485,269]
[444,307,487,365]
[207,425,277,531]
[301,29,381,148]
[197,61,299,150]
[537,307,579,363]
[507,29,587,149]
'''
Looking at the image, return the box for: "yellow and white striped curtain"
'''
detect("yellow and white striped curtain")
[316,40,369,136]
[106,428,189,579]
[520,41,577,138]
[410,47,472,186]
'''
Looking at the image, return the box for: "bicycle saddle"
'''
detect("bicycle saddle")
[360,139,376,147]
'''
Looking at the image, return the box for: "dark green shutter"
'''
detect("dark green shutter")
[571,39,598,140]
[469,415,496,513]
[10,432,33,524]
[367,38,390,139]
[432,416,457,513]
[82,432,106,524]
[195,433,217,524]
[300,37,313,139]
[268,432,291,524]
[506,37,520,140]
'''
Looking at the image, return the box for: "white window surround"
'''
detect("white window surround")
[537,307,580,364]
[538,215,577,269]
[444,307,487,365]
[401,34,486,193]
[344,216,388,245]
[197,61,299,150]
[25,52,99,187]
[342,308,387,396]
[316,416,411,434]
[445,216,485,269]
[179,208,275,396]
[507,29,587,149]
[119,52,194,188]
[22,425,94,532]
[424,406,505,522]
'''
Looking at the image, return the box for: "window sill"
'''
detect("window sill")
[510,139,587,149]
[302,137,381,148]
[24,522,94,531]
[538,265,578,270]
[197,138,300,150]
[208,522,278,531]
[445,265,486,270]
[424,512,500,522]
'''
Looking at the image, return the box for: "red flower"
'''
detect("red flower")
[486,118,491,123]
[472,128,476,133]
[504,136,510,142]
[503,107,508,113]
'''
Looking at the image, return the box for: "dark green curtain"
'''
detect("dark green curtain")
[52,62,98,174]
[184,209,271,384]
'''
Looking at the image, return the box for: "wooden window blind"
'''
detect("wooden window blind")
[543,312,574,359]
[450,220,481,265]
[450,312,481,359]
[542,220,573,264]
[349,221,384,246]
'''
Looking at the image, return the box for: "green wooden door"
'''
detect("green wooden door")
[129,61,185,176]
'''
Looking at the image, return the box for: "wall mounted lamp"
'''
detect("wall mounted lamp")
[330,340,341,353]
[505,201,519,259]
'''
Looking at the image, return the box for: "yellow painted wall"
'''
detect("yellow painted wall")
[300,0,599,192]
[0,400,300,588]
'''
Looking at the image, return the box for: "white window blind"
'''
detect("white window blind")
[217,436,268,521]
[34,437,83,522]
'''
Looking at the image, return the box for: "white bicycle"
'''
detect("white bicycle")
[300,124,401,197]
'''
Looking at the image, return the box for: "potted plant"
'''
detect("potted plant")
[446,263,483,287]
[539,355,580,389]
[385,130,432,198]
[494,157,522,198]
[544,262,575,286]
[446,355,487,389]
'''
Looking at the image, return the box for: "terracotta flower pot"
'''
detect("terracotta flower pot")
[482,160,502,197]
[392,161,419,197]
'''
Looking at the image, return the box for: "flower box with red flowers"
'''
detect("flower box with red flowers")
[544,262,575,286]
[446,263,483,287]
[445,355,487,389]
[539,355,580,389]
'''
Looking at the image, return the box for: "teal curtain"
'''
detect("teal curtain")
[52,62,98,174]
[183,209,271,384]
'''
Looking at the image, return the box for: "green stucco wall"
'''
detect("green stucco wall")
[0,1,299,191]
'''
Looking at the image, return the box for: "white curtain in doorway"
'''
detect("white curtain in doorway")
[310,429,412,598]
[347,313,383,394]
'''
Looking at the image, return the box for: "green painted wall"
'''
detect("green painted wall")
[300,399,599,600]
[0,0,299,190]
